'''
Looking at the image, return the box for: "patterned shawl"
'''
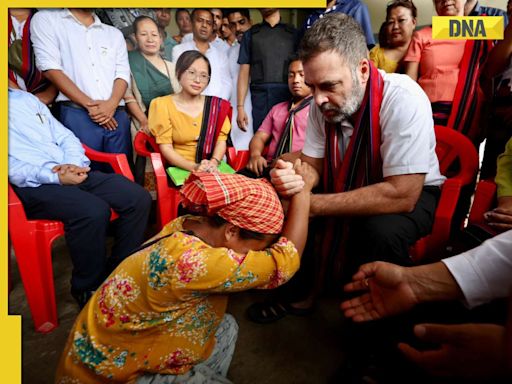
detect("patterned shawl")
[196,96,232,163]
[8,12,50,94]
[273,95,313,159]
[447,39,494,145]
[319,61,384,282]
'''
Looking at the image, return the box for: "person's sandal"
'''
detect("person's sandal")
[246,301,315,324]
[246,302,289,324]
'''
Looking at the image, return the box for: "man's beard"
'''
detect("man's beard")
[320,74,365,123]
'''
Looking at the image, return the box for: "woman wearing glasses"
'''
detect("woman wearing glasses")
[369,0,417,73]
[149,50,231,173]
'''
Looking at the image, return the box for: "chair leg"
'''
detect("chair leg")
[12,232,58,333]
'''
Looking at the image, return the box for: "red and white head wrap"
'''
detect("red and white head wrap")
[180,172,284,234]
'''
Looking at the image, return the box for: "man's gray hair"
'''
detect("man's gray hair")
[299,13,369,69]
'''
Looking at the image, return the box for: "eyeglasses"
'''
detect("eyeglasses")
[184,69,210,83]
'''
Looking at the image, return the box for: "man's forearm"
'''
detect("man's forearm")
[310,175,424,216]
[109,78,128,106]
[43,70,92,107]
[237,64,250,106]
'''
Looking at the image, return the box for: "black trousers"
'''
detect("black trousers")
[13,172,151,292]
[280,186,440,301]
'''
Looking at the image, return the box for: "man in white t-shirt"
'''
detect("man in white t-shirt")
[250,13,445,324]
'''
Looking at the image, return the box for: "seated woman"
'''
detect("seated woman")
[55,169,314,383]
[369,0,417,73]
[404,0,492,144]
[125,15,180,194]
[149,50,231,174]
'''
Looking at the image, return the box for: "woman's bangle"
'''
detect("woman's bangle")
[237,105,244,108]
[211,157,221,165]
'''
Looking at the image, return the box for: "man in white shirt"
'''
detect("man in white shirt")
[253,14,445,324]
[172,9,231,101]
[31,8,132,167]
[226,9,253,150]
[342,230,512,381]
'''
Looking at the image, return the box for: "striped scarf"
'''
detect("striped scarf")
[196,96,232,163]
[8,12,50,94]
[317,62,384,284]
[447,39,493,145]
[273,96,313,159]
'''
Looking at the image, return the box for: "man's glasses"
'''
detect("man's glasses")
[185,69,210,83]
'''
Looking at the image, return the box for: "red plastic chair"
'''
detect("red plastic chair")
[409,126,479,262]
[8,145,133,334]
[134,131,245,230]
[467,180,497,226]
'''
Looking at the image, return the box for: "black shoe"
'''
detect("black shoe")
[71,289,95,309]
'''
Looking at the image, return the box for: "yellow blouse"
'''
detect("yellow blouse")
[148,96,231,162]
[369,45,399,74]
[56,216,299,384]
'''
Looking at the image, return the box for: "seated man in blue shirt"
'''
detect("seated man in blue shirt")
[8,89,152,307]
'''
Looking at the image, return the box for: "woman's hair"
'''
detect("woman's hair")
[132,15,159,35]
[175,50,211,82]
[378,22,389,48]
[387,0,417,20]
[209,215,277,241]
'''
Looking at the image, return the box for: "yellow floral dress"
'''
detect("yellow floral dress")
[55,216,299,384]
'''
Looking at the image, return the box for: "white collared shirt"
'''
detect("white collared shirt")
[31,9,130,104]
[172,40,232,101]
[442,230,512,308]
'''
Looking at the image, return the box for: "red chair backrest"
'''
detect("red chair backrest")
[134,131,161,158]
[434,125,479,183]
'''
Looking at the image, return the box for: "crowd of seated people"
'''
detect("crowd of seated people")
[7,4,512,383]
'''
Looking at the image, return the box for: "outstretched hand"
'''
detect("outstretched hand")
[341,261,420,321]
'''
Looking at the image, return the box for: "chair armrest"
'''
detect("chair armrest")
[468,180,497,225]
[83,144,134,181]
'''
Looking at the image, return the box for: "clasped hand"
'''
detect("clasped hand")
[270,159,318,196]
[52,164,90,185]
[87,100,118,130]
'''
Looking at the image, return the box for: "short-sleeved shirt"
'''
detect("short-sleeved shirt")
[258,100,311,160]
[30,9,130,104]
[148,95,231,162]
[237,21,297,67]
[403,27,466,103]
[302,71,445,187]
